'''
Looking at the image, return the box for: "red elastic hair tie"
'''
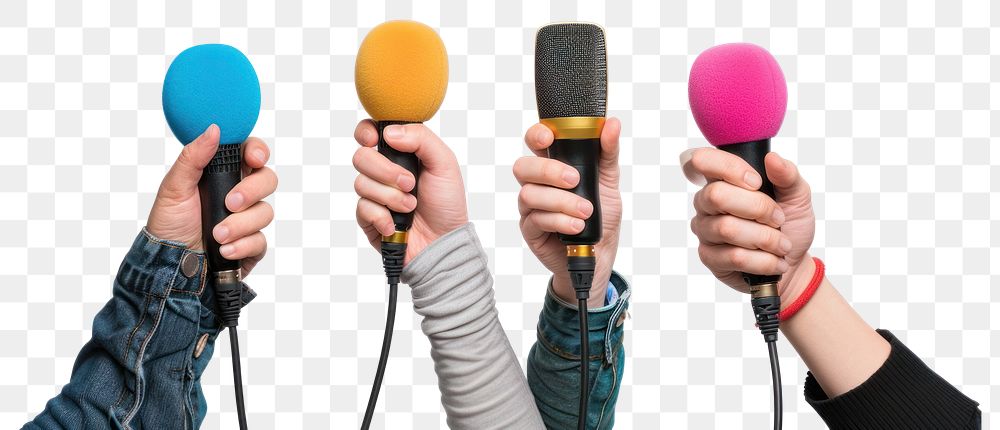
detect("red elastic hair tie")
[778,257,825,321]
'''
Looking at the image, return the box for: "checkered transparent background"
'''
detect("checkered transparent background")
[0,0,996,428]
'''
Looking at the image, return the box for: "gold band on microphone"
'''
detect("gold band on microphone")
[749,282,779,299]
[566,244,595,257]
[541,117,606,140]
[382,230,409,244]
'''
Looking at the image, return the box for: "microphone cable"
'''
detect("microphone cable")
[750,285,782,430]
[361,237,407,430]
[215,270,248,430]
[567,245,596,430]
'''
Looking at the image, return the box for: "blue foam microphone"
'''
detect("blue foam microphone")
[162,43,260,430]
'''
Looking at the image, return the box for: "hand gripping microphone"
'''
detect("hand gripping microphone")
[689,43,788,430]
[534,22,607,430]
[354,20,448,430]
[163,44,261,430]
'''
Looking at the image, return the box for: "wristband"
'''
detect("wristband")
[777,257,824,321]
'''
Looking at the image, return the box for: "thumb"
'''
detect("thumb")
[764,152,811,204]
[598,117,621,173]
[161,124,220,194]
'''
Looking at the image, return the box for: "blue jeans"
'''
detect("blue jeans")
[527,272,631,430]
[23,229,255,430]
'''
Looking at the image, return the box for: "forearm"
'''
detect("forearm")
[527,274,630,430]
[24,229,254,429]
[779,257,890,397]
[783,256,980,428]
[402,223,544,430]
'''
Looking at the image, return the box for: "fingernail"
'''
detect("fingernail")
[572,218,585,231]
[578,200,593,217]
[253,149,266,164]
[364,128,377,143]
[383,125,403,139]
[772,209,785,226]
[562,168,579,185]
[214,225,229,242]
[780,238,792,253]
[226,192,244,210]
[776,260,790,273]
[219,244,235,257]
[745,171,762,189]
[404,194,417,210]
[397,174,415,191]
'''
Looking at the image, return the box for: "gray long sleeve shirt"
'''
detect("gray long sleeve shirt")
[402,223,547,429]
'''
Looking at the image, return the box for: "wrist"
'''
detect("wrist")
[552,272,610,307]
[778,254,816,311]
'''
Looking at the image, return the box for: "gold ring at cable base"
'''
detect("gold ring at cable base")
[382,231,408,244]
[566,245,595,257]
[749,282,779,299]
[540,117,606,140]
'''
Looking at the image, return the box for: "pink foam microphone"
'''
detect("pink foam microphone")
[688,43,788,430]
[689,42,787,299]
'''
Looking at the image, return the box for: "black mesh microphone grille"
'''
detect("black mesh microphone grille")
[535,23,607,119]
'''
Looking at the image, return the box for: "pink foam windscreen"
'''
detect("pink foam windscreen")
[688,43,787,147]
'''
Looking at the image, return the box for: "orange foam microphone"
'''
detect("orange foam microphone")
[354,20,448,430]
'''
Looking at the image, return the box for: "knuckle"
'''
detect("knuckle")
[697,244,712,264]
[353,175,365,194]
[705,183,726,206]
[717,217,739,241]
[351,148,365,169]
[728,248,747,267]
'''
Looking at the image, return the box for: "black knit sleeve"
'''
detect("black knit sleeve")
[803,329,981,430]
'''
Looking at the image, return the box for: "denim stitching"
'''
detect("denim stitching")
[121,293,151,365]
[121,256,181,428]
[594,347,619,429]
[121,293,169,429]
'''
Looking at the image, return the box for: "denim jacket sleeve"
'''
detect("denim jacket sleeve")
[527,272,630,430]
[23,229,255,430]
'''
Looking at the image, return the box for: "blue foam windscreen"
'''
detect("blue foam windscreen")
[162,44,261,145]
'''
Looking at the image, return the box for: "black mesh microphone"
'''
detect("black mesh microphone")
[535,22,607,430]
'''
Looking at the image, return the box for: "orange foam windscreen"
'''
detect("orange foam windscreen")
[355,20,449,122]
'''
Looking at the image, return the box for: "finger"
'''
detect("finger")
[523,123,555,157]
[518,184,593,218]
[214,202,274,245]
[680,147,763,190]
[161,124,220,194]
[521,211,585,238]
[512,156,579,188]
[693,181,785,228]
[226,166,278,212]
[240,250,265,276]
[352,147,416,192]
[765,152,812,204]
[599,117,621,171]
[697,244,790,276]
[691,215,792,256]
[356,197,396,237]
[354,174,417,213]
[354,119,378,148]
[219,231,266,260]
[380,123,457,171]
[241,137,270,169]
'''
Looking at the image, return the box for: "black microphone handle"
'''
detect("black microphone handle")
[198,143,243,272]
[549,137,602,245]
[718,138,780,287]
[376,121,421,232]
